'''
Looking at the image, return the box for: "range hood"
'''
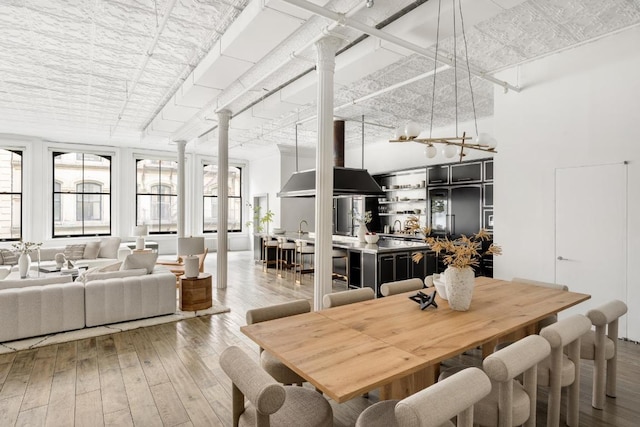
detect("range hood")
[278,120,384,198]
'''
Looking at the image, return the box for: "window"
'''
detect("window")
[0,149,22,241]
[53,152,111,237]
[136,159,178,233]
[203,164,242,232]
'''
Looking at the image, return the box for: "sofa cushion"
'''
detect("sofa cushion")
[64,244,86,260]
[98,237,121,259]
[83,241,101,259]
[0,249,18,266]
[121,253,158,274]
[99,262,122,272]
[0,275,73,291]
[85,268,147,282]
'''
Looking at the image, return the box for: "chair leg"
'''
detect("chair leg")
[592,325,606,409]
[567,340,581,427]
[606,320,619,398]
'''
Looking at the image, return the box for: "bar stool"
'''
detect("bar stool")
[277,237,296,279]
[331,249,348,284]
[295,240,314,284]
[262,237,278,273]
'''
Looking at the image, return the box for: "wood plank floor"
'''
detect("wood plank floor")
[0,251,638,426]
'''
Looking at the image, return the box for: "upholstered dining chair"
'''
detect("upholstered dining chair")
[475,334,551,427]
[355,367,491,427]
[246,299,311,386]
[380,278,424,297]
[538,314,592,427]
[322,287,374,308]
[579,299,628,409]
[219,346,333,427]
[156,247,208,282]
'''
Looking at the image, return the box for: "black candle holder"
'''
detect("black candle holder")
[409,290,438,310]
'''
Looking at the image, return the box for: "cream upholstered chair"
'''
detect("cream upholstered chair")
[294,239,314,283]
[262,237,278,273]
[580,299,628,409]
[355,367,491,427]
[538,314,592,427]
[323,287,374,308]
[380,278,424,297]
[220,346,333,427]
[276,237,296,279]
[475,334,550,427]
[246,299,311,385]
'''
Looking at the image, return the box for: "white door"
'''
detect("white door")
[555,163,628,338]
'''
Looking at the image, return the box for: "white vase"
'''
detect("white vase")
[444,266,475,311]
[357,221,368,243]
[18,253,31,279]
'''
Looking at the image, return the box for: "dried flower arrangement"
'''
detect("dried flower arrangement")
[11,240,42,255]
[407,222,502,269]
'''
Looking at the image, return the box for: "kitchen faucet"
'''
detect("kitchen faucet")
[298,219,308,234]
[393,219,402,233]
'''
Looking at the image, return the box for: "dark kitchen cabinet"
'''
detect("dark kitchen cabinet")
[484,183,493,207]
[394,253,410,281]
[379,255,395,286]
[450,161,482,183]
[484,160,494,181]
[427,165,449,185]
[450,186,482,237]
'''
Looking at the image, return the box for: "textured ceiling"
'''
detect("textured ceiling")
[0,0,639,155]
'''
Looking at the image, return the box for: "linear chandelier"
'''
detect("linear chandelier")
[389,0,498,162]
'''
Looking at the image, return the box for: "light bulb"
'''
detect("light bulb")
[404,122,421,139]
[443,144,458,158]
[475,132,490,146]
[424,145,437,159]
[392,127,404,140]
[487,136,498,150]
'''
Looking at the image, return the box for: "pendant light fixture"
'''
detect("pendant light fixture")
[389,0,497,162]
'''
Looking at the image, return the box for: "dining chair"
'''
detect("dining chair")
[220,346,333,427]
[538,314,592,427]
[579,299,628,409]
[380,278,424,297]
[322,287,374,308]
[355,367,491,427]
[246,299,311,385]
[475,334,551,427]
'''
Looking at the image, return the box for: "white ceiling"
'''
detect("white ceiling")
[1,0,639,158]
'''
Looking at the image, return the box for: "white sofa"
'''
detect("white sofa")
[0,265,177,343]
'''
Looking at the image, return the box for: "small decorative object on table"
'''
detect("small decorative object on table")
[12,240,42,279]
[409,226,502,311]
[409,290,438,310]
[352,210,372,243]
[55,253,66,269]
[364,232,379,244]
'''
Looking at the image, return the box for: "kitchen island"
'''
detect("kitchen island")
[255,232,437,296]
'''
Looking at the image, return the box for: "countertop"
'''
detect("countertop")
[258,232,431,254]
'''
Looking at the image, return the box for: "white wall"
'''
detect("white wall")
[493,27,640,340]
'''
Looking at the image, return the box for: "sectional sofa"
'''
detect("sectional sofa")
[0,256,177,343]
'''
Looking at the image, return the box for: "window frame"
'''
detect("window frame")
[135,158,178,235]
[52,151,112,238]
[0,149,23,242]
[203,164,242,233]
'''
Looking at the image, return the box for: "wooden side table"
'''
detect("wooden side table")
[179,273,212,311]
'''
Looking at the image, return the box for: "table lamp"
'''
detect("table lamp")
[133,225,148,250]
[178,237,205,278]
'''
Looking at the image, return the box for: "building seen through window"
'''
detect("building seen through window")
[203,164,242,232]
[136,159,178,233]
[0,149,22,241]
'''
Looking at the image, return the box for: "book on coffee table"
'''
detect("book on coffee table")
[39,265,62,273]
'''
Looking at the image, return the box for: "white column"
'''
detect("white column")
[216,110,231,289]
[313,36,341,311]
[176,140,187,238]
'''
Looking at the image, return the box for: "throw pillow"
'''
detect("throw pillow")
[98,262,122,272]
[63,244,86,260]
[0,249,18,266]
[98,237,121,259]
[75,266,100,283]
[83,241,101,259]
[120,253,158,274]
[85,268,147,282]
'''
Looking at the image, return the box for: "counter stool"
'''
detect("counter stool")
[277,237,296,279]
[262,237,278,273]
[331,249,348,283]
[295,240,314,284]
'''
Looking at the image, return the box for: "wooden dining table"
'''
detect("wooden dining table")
[241,277,590,403]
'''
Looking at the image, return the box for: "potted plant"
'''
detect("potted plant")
[246,205,275,235]
[410,226,501,311]
[11,240,42,279]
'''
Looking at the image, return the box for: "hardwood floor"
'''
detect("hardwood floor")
[1,251,638,426]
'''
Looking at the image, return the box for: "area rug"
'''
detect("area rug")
[0,301,230,354]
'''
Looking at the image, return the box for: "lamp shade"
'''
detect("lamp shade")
[132,225,148,237]
[178,237,205,256]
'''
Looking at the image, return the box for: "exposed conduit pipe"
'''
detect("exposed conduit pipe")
[112,0,178,135]
[280,0,521,93]
[295,64,451,126]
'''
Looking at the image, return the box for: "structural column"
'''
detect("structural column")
[216,110,231,289]
[176,140,187,237]
[313,36,341,311]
